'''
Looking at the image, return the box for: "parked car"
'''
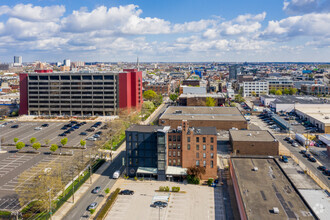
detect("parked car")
[292,142,299,147]
[284,137,291,141]
[59,133,66,136]
[325,170,330,176]
[73,125,80,129]
[86,137,97,141]
[41,124,49,127]
[87,202,98,210]
[34,127,42,130]
[281,155,288,163]
[289,139,294,144]
[151,201,168,208]
[309,157,317,163]
[93,134,100,138]
[79,132,87,136]
[64,130,71,134]
[92,186,101,194]
[305,153,311,159]
[300,150,306,154]
[119,190,134,195]
[86,127,96,132]
[11,125,19,128]
[113,170,120,179]
[318,166,327,171]
[61,126,68,130]
[95,131,102,135]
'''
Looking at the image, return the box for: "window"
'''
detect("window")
[187,144,190,150]
[196,160,200,166]
[173,143,176,149]
[211,160,214,168]
[177,159,181,166]
[211,137,214,143]
[173,151,176,157]
[203,137,206,143]
[177,136,181,141]
[203,153,206,158]
[177,144,181,149]
[210,145,214,151]
[196,152,199,158]
[169,159,172,166]
[173,159,176,166]
[168,135,172,141]
[203,161,206,167]
[173,136,176,141]
[203,145,206,150]
[196,145,199,150]
[196,137,199,143]
[129,135,132,141]
[169,151,171,157]
[178,151,180,157]
[211,153,214,159]
[168,143,172,149]
[187,137,190,142]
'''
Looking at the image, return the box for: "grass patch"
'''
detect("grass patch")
[95,188,120,220]
[0,210,11,216]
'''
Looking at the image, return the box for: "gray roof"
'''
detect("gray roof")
[160,106,245,121]
[126,125,165,133]
[229,130,276,142]
[179,93,226,98]
[188,127,217,135]
[270,96,327,105]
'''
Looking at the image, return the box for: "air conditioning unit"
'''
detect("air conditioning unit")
[273,207,279,214]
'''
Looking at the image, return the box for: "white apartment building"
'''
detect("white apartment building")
[243,81,269,97]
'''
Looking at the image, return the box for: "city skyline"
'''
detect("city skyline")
[0,0,329,62]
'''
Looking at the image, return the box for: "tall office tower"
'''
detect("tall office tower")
[229,65,238,80]
[14,56,22,66]
[63,59,71,67]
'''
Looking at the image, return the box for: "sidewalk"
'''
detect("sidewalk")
[53,143,126,220]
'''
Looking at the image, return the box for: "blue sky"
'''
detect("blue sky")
[0,0,329,62]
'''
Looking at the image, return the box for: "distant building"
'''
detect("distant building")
[243,81,269,97]
[182,79,200,87]
[180,85,207,94]
[229,130,279,156]
[144,82,170,95]
[178,93,226,106]
[265,77,293,91]
[63,59,70,67]
[159,106,247,130]
[14,56,22,66]
[301,84,329,96]
[229,65,240,80]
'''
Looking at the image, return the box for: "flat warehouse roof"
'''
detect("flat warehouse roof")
[232,158,314,220]
[229,130,276,142]
[160,106,246,121]
[295,106,330,125]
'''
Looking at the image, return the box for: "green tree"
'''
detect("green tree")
[289,88,298,95]
[143,90,158,101]
[50,144,58,153]
[251,91,257,97]
[275,89,282,95]
[205,97,216,107]
[234,94,245,103]
[16,142,25,150]
[80,139,86,148]
[105,188,110,194]
[32,142,41,151]
[61,138,68,147]
[269,89,276,95]
[142,101,155,113]
[169,93,179,102]
[30,137,37,145]
[13,137,19,143]
[283,88,290,95]
[154,94,163,106]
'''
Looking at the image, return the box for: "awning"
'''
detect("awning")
[136,167,158,175]
[166,166,187,176]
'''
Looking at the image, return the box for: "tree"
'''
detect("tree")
[50,144,58,153]
[230,103,236,107]
[169,93,178,102]
[32,142,41,151]
[80,139,86,148]
[61,138,68,148]
[16,142,25,150]
[269,89,276,95]
[30,137,37,145]
[14,137,19,144]
[205,97,216,107]
[283,88,290,95]
[234,94,245,103]
[105,188,110,194]
[154,94,163,106]
[275,90,282,95]
[187,166,206,180]
[251,91,257,97]
[44,139,50,146]
[289,88,298,95]
[142,101,155,114]
[143,90,158,101]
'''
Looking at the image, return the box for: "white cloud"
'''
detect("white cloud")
[283,0,330,14]
[173,19,216,33]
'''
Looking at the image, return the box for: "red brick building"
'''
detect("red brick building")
[144,82,170,95]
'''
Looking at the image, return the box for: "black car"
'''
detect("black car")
[300,150,307,154]
[151,201,168,208]
[79,132,87,136]
[64,130,71,134]
[92,186,101,194]
[59,133,66,136]
[86,128,96,132]
[68,128,75,132]
[119,190,134,195]
[101,125,108,130]
[309,157,317,163]
[95,131,102,135]
[61,126,68,130]
[70,121,78,124]
[284,137,290,141]
[11,125,19,128]
[66,124,72,127]
[41,124,49,127]
[318,166,327,171]
[81,122,87,125]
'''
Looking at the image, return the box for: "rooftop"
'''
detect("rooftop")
[187,127,217,135]
[232,158,314,220]
[295,105,330,125]
[179,93,226,98]
[229,130,276,142]
[261,95,328,105]
[298,189,330,220]
[126,125,170,133]
[160,106,246,121]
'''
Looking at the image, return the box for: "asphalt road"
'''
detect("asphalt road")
[276,135,330,188]
[62,151,126,220]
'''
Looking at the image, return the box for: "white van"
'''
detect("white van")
[113,170,120,179]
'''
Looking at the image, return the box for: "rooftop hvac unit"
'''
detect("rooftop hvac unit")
[273,207,279,214]
[253,167,258,171]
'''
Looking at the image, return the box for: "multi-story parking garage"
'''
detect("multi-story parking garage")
[19,69,143,116]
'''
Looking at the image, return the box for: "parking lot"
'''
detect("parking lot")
[107,180,226,220]
[0,121,108,148]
